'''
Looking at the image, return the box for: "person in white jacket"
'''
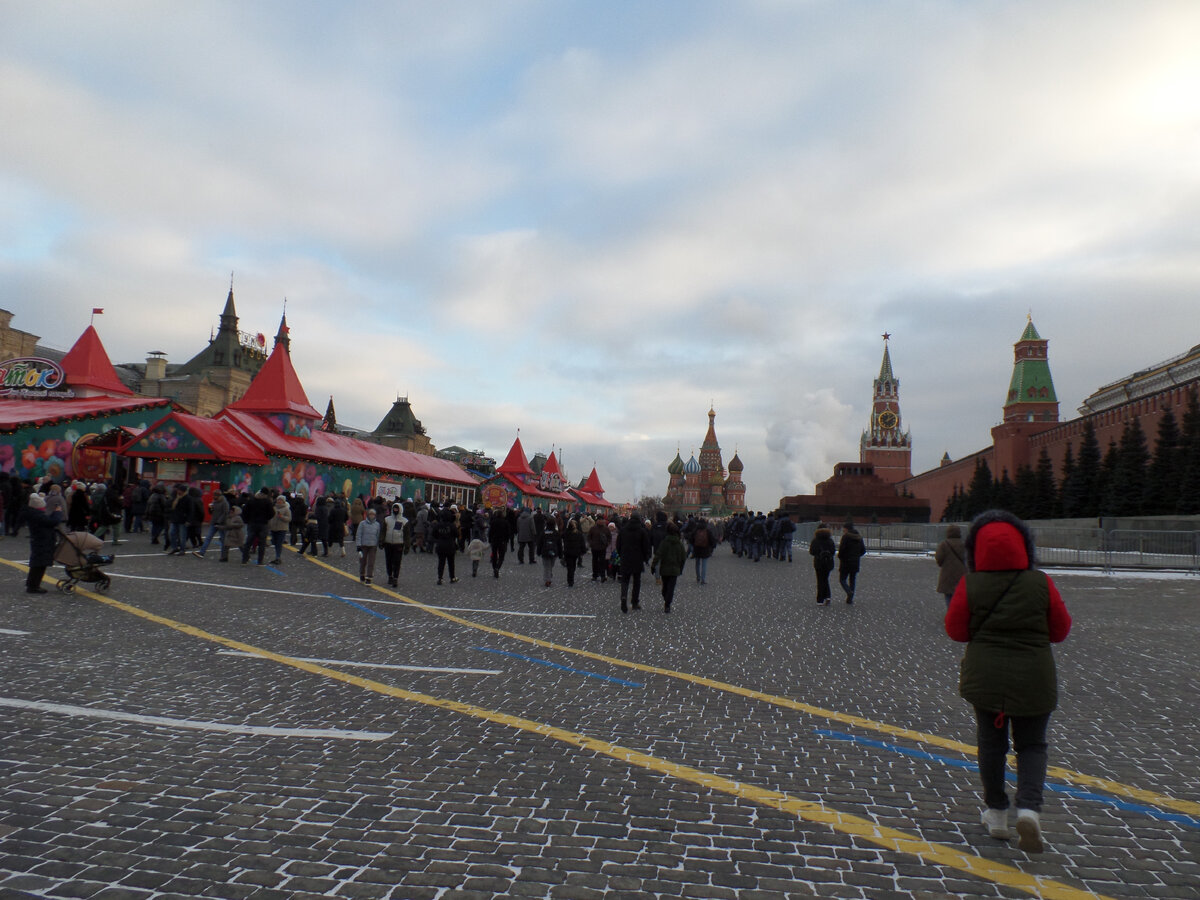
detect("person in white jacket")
[382,503,409,587]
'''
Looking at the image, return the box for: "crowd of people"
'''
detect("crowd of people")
[5,475,742,608]
[2,473,950,615]
[8,471,1074,852]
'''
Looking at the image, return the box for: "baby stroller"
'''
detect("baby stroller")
[53,529,114,593]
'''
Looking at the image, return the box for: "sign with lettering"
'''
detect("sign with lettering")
[0,357,75,398]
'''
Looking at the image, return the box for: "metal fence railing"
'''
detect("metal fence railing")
[788,522,1199,572]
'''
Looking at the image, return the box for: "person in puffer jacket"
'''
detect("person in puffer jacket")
[945,509,1072,854]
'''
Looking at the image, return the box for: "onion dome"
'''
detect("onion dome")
[668,451,685,475]
[728,452,743,473]
[684,454,701,475]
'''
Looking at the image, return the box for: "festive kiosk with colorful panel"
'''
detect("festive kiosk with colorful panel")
[478,438,575,511]
[0,326,171,483]
[121,337,479,503]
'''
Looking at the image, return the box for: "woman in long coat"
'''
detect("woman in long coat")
[22,494,63,593]
[314,496,331,556]
[432,508,458,584]
[561,519,588,588]
[67,488,91,532]
[586,518,610,583]
[328,498,349,557]
[809,523,837,605]
[616,516,652,613]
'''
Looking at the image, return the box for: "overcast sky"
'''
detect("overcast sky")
[3,2,1199,510]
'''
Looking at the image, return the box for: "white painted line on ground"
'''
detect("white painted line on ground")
[216,650,502,675]
[113,573,345,598]
[0,628,31,635]
[356,597,596,618]
[0,697,394,741]
[111,573,596,617]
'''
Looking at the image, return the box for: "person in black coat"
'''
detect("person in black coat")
[488,508,511,578]
[239,488,273,565]
[809,523,837,605]
[649,511,669,553]
[327,497,349,557]
[616,516,652,613]
[432,508,458,585]
[837,520,866,604]
[21,493,63,593]
[314,496,331,556]
[288,493,308,545]
[562,519,587,588]
[166,484,194,555]
[67,488,91,533]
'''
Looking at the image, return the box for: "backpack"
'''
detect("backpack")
[817,548,834,570]
[540,532,558,558]
[692,526,710,550]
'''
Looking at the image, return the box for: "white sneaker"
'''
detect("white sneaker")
[981,807,1010,840]
[1016,808,1044,853]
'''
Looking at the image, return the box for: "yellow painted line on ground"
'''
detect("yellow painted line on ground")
[7,568,1113,900]
[297,552,1200,820]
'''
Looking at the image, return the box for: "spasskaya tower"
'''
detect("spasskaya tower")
[859,333,912,484]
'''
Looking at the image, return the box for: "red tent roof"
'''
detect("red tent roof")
[497,436,534,476]
[570,488,614,509]
[581,466,605,495]
[220,409,478,486]
[228,342,320,418]
[0,396,170,431]
[542,450,562,477]
[59,325,134,395]
[121,410,270,465]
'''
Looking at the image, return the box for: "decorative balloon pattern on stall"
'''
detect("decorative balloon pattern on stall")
[225,456,383,502]
[128,421,211,456]
[267,413,318,439]
[0,412,161,482]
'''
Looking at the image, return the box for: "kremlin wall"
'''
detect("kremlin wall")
[784,321,1200,524]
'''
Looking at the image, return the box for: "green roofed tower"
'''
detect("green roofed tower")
[1003,316,1059,424]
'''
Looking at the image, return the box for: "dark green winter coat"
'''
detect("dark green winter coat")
[957,569,1058,716]
[651,534,687,577]
[946,511,1072,717]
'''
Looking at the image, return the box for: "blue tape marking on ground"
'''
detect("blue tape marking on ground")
[325,593,391,621]
[474,647,643,687]
[814,728,1200,830]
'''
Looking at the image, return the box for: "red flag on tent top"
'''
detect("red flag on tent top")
[92,308,104,314]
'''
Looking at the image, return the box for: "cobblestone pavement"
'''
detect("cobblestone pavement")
[1,534,1197,900]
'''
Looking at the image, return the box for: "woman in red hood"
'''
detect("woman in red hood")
[945,509,1072,854]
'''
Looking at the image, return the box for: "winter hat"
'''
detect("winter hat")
[27,493,46,509]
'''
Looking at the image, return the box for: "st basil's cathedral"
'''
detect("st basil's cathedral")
[663,406,748,516]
